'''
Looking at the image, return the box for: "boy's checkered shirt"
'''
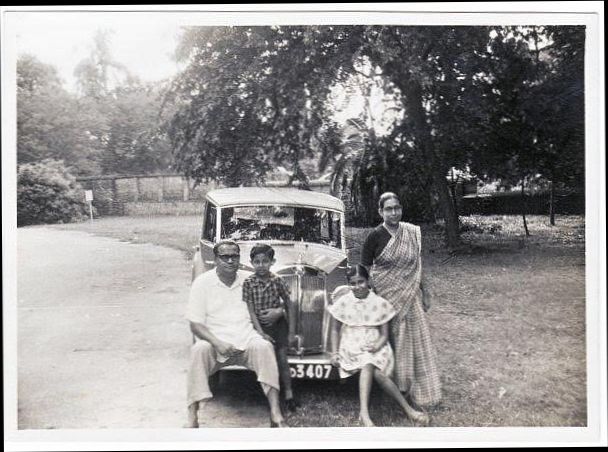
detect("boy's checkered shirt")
[242,273,291,315]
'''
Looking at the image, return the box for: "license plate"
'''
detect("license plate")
[289,363,336,380]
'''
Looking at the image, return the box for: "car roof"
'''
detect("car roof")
[206,187,344,211]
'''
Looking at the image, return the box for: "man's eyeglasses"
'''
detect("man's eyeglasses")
[382,206,403,213]
[217,254,240,262]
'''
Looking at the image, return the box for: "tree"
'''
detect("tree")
[72,31,174,175]
[99,84,174,174]
[327,61,409,224]
[17,54,62,92]
[166,27,351,187]
[470,27,545,236]
[470,26,585,231]
[537,26,585,225]
[17,55,102,175]
[357,27,493,241]
[74,30,132,99]
[168,26,498,247]
[18,32,176,178]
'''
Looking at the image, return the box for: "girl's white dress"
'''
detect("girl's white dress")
[327,286,398,378]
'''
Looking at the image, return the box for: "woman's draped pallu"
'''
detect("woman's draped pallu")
[370,222,442,407]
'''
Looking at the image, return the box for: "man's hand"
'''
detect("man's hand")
[288,332,297,347]
[258,307,284,327]
[214,340,240,358]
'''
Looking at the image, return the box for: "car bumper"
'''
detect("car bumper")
[222,352,340,380]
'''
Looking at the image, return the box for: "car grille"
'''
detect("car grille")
[282,272,327,354]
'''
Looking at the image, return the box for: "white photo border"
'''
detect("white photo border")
[2,2,605,450]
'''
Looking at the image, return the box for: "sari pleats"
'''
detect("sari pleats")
[371,223,441,406]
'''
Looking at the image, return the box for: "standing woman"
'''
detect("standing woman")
[360,192,441,409]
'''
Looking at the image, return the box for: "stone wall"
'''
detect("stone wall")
[76,174,331,217]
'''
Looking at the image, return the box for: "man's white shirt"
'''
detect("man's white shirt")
[187,269,261,356]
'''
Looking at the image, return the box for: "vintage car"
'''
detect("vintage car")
[192,186,348,380]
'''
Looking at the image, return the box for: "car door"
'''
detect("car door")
[199,201,218,275]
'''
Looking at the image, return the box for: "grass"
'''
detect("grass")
[48,214,587,427]
[50,215,204,259]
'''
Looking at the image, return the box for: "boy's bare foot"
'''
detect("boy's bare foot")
[186,402,199,428]
[285,398,300,412]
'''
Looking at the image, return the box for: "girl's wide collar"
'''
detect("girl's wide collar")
[328,288,397,326]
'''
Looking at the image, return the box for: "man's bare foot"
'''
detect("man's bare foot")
[186,403,199,428]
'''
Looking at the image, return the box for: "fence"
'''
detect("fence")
[76,172,584,220]
[76,174,332,217]
[459,190,585,216]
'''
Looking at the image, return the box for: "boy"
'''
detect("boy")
[242,244,299,412]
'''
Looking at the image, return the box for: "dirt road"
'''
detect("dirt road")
[17,228,269,429]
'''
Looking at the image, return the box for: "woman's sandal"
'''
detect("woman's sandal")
[270,418,290,428]
[407,409,430,426]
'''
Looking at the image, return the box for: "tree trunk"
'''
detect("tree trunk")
[450,181,458,218]
[549,180,556,226]
[399,80,460,248]
[449,168,459,219]
[111,178,119,216]
[134,177,141,202]
[433,169,461,249]
[521,179,530,237]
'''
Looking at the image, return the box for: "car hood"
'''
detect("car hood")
[238,242,346,274]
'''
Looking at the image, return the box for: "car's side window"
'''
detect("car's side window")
[203,203,217,242]
[329,211,342,248]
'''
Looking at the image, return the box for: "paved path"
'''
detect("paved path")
[17,228,269,429]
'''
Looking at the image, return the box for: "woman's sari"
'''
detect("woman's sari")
[370,222,442,407]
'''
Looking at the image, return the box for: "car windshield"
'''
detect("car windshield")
[220,205,342,248]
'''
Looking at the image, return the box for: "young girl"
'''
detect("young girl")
[328,264,430,427]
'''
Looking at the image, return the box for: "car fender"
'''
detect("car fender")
[191,245,204,282]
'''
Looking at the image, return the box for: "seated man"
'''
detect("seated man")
[186,240,287,428]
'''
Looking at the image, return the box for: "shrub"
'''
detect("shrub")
[17,160,89,226]
[459,191,585,215]
[460,216,503,234]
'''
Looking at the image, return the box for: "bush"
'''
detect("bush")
[460,216,503,234]
[459,191,585,215]
[17,160,89,226]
